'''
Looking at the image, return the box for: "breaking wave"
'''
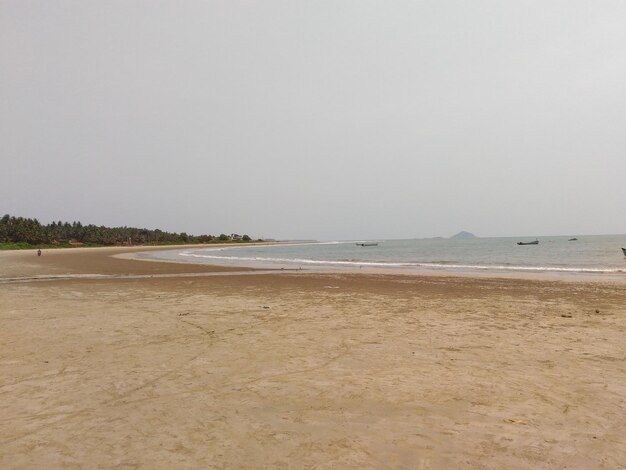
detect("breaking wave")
[177,251,623,274]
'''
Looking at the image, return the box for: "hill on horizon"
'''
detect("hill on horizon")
[450,231,477,240]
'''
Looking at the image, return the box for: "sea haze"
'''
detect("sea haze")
[141,235,626,276]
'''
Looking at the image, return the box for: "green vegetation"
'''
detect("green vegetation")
[0,214,258,250]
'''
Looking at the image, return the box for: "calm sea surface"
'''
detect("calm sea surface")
[141,235,626,277]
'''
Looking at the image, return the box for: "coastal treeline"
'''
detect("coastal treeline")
[0,214,253,248]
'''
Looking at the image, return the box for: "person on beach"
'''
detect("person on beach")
[37,249,42,257]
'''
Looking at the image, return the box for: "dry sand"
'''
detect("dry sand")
[1,246,625,469]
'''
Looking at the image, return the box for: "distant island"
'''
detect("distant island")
[0,214,258,250]
[450,231,477,240]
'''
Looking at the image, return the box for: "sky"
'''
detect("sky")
[2,1,626,240]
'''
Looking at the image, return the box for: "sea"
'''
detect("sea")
[139,235,626,279]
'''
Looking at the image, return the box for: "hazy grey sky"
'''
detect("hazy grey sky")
[2,1,625,240]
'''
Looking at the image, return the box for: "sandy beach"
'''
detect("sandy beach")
[1,246,625,469]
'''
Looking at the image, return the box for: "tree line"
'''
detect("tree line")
[0,214,254,247]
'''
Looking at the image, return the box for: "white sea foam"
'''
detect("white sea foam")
[177,252,623,274]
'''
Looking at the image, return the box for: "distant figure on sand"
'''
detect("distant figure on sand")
[37,249,42,257]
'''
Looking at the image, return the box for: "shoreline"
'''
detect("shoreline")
[127,245,626,285]
[2,242,624,285]
[1,243,624,285]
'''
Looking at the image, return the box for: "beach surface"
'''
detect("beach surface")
[1,246,625,468]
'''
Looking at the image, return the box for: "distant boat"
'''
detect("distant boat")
[622,247,626,257]
[568,238,578,241]
[517,239,539,245]
[356,242,378,247]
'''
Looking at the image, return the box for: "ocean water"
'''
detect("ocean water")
[141,235,626,277]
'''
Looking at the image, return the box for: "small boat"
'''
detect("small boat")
[568,238,578,241]
[517,239,539,245]
[356,242,378,247]
[622,247,626,257]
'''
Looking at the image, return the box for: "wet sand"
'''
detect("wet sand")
[1,247,625,468]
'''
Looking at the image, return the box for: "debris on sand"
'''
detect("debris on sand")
[504,418,528,425]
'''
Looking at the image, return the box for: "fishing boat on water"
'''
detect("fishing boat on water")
[622,247,626,257]
[517,239,539,246]
[356,242,379,247]
[568,238,578,241]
